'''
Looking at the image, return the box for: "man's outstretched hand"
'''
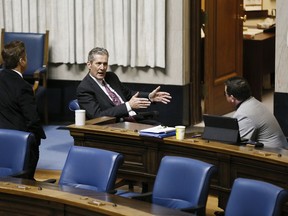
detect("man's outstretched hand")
[129,92,151,109]
[148,86,172,104]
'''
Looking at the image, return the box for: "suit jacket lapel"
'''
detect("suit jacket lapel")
[105,74,126,102]
[87,75,115,106]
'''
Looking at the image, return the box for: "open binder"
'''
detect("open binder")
[139,125,176,138]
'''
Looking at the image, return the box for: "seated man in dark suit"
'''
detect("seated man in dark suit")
[0,40,46,179]
[77,47,172,124]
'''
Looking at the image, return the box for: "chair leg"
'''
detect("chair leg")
[128,182,134,190]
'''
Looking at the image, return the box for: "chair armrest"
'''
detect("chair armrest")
[37,67,47,74]
[10,170,30,178]
[130,191,153,202]
[41,179,57,183]
[33,67,47,80]
[33,80,40,92]
[32,67,48,91]
[33,67,47,76]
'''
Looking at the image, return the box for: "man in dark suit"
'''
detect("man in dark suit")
[0,40,46,179]
[77,47,172,124]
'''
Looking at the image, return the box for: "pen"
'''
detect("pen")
[191,134,202,138]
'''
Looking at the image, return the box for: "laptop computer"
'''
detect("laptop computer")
[202,114,241,144]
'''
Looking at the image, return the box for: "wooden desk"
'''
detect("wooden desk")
[67,122,288,213]
[0,177,192,216]
[243,32,275,101]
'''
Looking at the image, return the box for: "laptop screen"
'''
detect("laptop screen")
[202,114,241,144]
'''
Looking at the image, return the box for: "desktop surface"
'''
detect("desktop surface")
[0,176,193,216]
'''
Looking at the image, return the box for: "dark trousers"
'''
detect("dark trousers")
[26,137,40,180]
[135,111,161,125]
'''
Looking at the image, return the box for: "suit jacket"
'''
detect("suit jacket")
[233,97,287,148]
[0,69,46,140]
[77,72,150,120]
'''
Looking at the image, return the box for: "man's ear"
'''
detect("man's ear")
[87,61,91,70]
[19,58,24,65]
[19,57,26,68]
[230,95,237,103]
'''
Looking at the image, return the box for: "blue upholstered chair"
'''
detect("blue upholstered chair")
[120,156,217,216]
[59,146,124,193]
[0,129,34,178]
[224,178,288,216]
[68,99,80,111]
[1,28,49,123]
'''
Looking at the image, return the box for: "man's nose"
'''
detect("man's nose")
[99,63,105,69]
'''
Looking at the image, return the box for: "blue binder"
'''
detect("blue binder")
[139,130,176,138]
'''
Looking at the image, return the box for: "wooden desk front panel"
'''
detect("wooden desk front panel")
[68,124,288,213]
[0,193,63,216]
[230,156,288,188]
[73,132,160,183]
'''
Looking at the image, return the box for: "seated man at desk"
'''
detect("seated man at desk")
[77,47,172,124]
[224,76,287,148]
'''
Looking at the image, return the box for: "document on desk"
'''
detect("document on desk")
[139,125,176,138]
[243,28,263,39]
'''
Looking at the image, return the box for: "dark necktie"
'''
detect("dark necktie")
[102,80,135,122]
[102,81,122,106]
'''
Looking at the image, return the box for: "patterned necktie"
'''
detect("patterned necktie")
[102,80,122,106]
[102,80,135,122]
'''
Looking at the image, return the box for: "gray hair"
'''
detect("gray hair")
[87,47,109,62]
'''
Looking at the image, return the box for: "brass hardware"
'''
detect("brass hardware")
[240,15,247,22]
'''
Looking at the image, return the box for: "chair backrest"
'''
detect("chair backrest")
[0,129,34,177]
[68,99,80,111]
[59,146,124,192]
[225,178,288,216]
[1,28,49,77]
[152,156,217,212]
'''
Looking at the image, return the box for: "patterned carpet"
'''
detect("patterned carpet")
[37,125,74,170]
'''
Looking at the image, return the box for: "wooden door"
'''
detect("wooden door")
[204,0,244,115]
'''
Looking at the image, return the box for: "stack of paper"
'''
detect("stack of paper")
[139,125,176,138]
[243,28,263,39]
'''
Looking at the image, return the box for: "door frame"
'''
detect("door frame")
[190,0,202,124]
